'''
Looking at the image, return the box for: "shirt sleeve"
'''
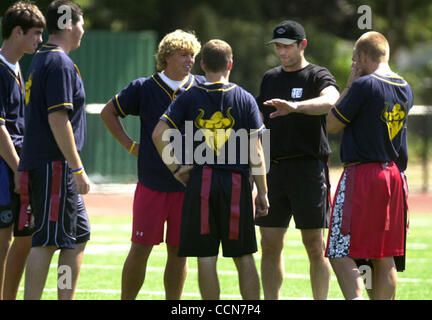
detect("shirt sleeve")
[256,74,267,114]
[45,66,76,114]
[247,94,265,137]
[160,94,187,130]
[331,79,367,125]
[314,67,339,93]
[111,80,141,118]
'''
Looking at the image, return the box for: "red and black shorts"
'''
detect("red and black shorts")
[178,166,257,258]
[25,160,91,249]
[325,162,406,269]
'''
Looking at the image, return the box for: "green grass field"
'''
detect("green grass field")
[16,213,432,300]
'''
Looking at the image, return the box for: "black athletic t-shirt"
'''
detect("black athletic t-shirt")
[257,64,338,160]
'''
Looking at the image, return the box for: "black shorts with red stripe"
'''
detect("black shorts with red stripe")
[26,160,90,249]
[178,166,257,258]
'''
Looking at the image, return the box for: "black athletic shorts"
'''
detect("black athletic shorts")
[27,160,91,249]
[178,166,257,258]
[255,156,330,229]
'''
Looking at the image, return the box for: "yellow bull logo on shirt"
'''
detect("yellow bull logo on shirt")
[194,107,235,156]
[381,101,408,140]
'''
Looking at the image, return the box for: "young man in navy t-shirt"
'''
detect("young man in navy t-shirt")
[326,31,413,300]
[100,29,203,300]
[19,0,90,300]
[0,1,45,300]
[153,39,269,300]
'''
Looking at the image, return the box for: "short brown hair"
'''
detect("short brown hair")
[45,0,83,34]
[2,1,45,39]
[201,39,233,73]
[355,31,390,63]
[155,29,201,72]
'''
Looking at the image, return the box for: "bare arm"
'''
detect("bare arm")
[152,120,191,186]
[48,110,90,194]
[327,62,361,134]
[0,125,20,171]
[264,85,340,118]
[0,125,20,193]
[100,100,138,157]
[249,136,269,217]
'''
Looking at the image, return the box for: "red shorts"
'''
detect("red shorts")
[131,182,184,246]
[326,162,406,259]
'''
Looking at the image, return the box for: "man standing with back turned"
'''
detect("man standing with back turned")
[326,31,412,300]
[19,0,91,300]
[255,20,339,300]
[153,39,269,299]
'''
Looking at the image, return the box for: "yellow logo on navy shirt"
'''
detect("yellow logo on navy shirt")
[25,73,33,105]
[381,101,408,140]
[194,107,235,155]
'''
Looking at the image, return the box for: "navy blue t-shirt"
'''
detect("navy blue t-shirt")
[332,73,414,171]
[112,73,205,192]
[161,82,265,177]
[19,44,87,171]
[0,60,25,150]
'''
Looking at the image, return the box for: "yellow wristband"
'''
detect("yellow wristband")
[72,167,84,175]
[129,141,137,154]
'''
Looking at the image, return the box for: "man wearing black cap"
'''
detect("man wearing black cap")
[255,20,340,300]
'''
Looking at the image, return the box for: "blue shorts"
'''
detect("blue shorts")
[0,158,32,237]
[27,160,91,249]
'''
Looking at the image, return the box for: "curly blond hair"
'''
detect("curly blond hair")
[155,29,201,72]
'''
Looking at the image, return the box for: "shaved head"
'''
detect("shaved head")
[354,31,390,63]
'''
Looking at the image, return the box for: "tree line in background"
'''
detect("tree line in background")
[1,0,431,101]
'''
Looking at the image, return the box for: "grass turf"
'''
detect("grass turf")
[15,213,432,300]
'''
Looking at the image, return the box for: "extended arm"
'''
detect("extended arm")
[264,85,340,118]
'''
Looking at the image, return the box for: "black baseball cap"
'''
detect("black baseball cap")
[268,20,306,45]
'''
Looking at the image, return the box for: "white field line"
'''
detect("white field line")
[48,264,432,283]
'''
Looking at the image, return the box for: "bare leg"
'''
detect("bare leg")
[0,227,13,300]
[24,246,58,300]
[121,242,153,300]
[233,254,260,300]
[3,235,32,300]
[57,242,87,300]
[164,245,187,300]
[259,227,286,300]
[330,257,364,299]
[371,257,397,300]
[198,256,219,300]
[301,229,332,300]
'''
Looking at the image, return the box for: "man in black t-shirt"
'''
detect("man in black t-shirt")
[255,20,340,300]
